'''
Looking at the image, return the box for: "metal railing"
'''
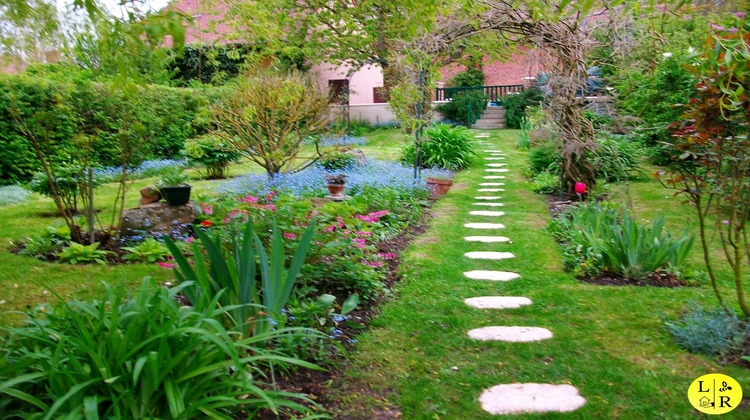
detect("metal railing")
[435,84,525,102]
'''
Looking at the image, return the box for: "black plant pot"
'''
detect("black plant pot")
[160,184,192,205]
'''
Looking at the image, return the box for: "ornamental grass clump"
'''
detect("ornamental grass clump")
[401,123,477,171]
[0,279,321,419]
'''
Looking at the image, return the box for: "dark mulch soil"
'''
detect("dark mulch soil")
[255,212,431,419]
[579,270,689,288]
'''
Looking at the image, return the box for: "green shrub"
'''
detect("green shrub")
[532,171,559,194]
[185,134,241,179]
[436,90,487,126]
[665,303,750,356]
[516,119,531,150]
[527,142,562,176]
[0,279,320,418]
[401,124,478,171]
[503,86,546,129]
[548,203,694,280]
[318,151,359,171]
[0,186,30,206]
[18,228,70,261]
[593,134,643,182]
[122,238,170,263]
[28,163,97,212]
[56,242,112,265]
[449,68,485,88]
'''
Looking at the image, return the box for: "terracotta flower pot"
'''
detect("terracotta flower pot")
[326,183,346,198]
[425,177,453,199]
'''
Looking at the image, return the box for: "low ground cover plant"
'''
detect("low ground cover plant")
[0,186,30,206]
[548,202,694,280]
[401,124,477,171]
[664,302,750,357]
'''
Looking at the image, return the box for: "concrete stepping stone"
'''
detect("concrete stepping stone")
[464,236,510,243]
[464,222,505,229]
[463,270,519,281]
[473,202,505,207]
[469,211,506,217]
[490,153,507,156]
[464,296,532,309]
[483,176,506,179]
[474,196,502,200]
[485,169,509,173]
[485,157,506,160]
[483,150,503,153]
[479,182,505,186]
[477,189,504,192]
[479,384,585,415]
[486,163,508,167]
[468,326,552,342]
[475,134,490,138]
[464,251,515,260]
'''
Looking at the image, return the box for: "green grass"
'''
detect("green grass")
[332,129,749,419]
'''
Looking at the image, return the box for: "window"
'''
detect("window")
[373,87,389,103]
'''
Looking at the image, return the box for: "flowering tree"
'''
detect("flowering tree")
[664,12,750,317]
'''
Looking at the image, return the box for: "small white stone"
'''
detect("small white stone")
[464,222,505,229]
[483,176,506,179]
[477,189,505,192]
[479,182,505,186]
[474,196,502,200]
[464,236,511,243]
[468,211,506,217]
[464,251,515,260]
[463,270,520,281]
[486,163,508,167]
[485,169,509,173]
[473,202,504,207]
[468,326,552,342]
[479,383,585,414]
[464,296,532,309]
[451,366,459,371]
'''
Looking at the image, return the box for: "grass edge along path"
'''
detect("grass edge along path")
[330,129,749,419]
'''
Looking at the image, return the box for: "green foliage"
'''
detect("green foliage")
[212,69,333,176]
[0,279,320,418]
[28,163,98,212]
[0,186,30,206]
[169,43,251,85]
[435,90,487,126]
[502,87,546,129]
[593,134,643,182]
[122,238,170,263]
[164,218,317,338]
[185,134,241,179]
[449,68,484,87]
[527,142,562,176]
[516,119,531,150]
[532,171,559,194]
[665,303,750,356]
[401,124,477,171]
[56,242,111,265]
[346,119,375,136]
[318,151,359,171]
[157,167,190,187]
[548,203,694,280]
[18,226,70,261]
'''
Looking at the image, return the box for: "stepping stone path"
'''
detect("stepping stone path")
[459,136,585,415]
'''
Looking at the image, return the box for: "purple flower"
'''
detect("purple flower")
[722,220,730,225]
[711,23,726,31]
[736,12,745,18]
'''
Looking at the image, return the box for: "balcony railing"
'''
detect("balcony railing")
[435,84,525,102]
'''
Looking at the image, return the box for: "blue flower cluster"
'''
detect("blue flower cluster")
[218,159,451,197]
[94,159,188,183]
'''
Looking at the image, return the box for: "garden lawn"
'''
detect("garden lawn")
[332,129,749,419]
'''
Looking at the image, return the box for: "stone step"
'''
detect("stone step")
[463,270,519,281]
[464,251,515,260]
[464,296,532,309]
[464,236,510,243]
[475,118,507,124]
[472,124,506,129]
[464,222,505,229]
[479,384,586,415]
[469,210,506,216]
[482,108,506,116]
[468,326,553,342]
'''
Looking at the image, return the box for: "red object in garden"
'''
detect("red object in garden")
[574,182,586,195]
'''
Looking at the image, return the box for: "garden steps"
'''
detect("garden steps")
[459,135,585,415]
[472,107,507,129]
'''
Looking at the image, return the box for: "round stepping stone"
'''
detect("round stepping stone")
[475,134,490,138]
[463,270,519,281]
[479,384,585,414]
[490,153,508,156]
[479,182,505,186]
[468,326,552,342]
[464,222,505,229]
[486,163,508,167]
[464,236,510,243]
[464,251,515,260]
[473,202,504,207]
[483,149,503,152]
[469,211,506,217]
[464,296,532,309]
[485,169,509,173]
[477,189,504,192]
[483,176,506,179]
[474,196,502,200]
[485,157,506,160]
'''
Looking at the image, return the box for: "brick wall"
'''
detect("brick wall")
[439,48,544,87]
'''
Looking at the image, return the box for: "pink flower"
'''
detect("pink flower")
[283,233,296,239]
[240,195,258,203]
[202,205,213,215]
[736,12,745,18]
[362,261,383,267]
[353,244,366,248]
[222,218,231,223]
[353,238,366,244]
[186,237,194,243]
[158,262,178,268]
[323,225,336,233]
[722,220,730,225]
[378,252,396,259]
[355,231,372,236]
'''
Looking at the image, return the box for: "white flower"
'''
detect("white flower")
[687,47,696,53]
[662,52,673,58]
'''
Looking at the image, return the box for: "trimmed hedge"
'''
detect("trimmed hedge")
[0,74,220,185]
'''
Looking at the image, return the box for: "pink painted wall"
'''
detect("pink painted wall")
[310,62,384,105]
